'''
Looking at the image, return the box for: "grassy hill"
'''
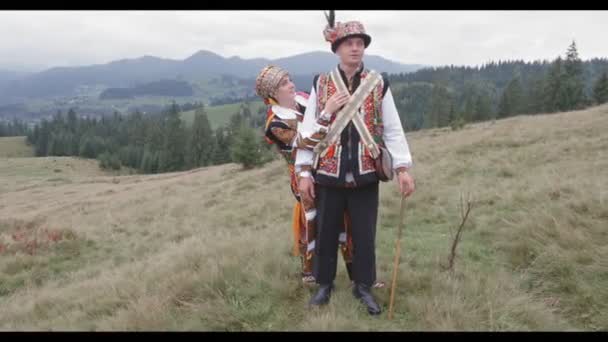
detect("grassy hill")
[0,105,606,330]
[0,136,34,158]
[180,101,266,129]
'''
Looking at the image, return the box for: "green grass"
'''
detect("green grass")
[0,231,93,297]
[180,101,265,129]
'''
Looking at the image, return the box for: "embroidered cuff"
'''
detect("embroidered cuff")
[312,121,329,134]
[394,163,412,173]
[298,171,312,178]
[299,165,313,172]
[319,110,332,121]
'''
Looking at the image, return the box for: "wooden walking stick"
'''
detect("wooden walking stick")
[388,194,406,320]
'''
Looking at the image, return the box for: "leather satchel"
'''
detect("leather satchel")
[374,145,394,182]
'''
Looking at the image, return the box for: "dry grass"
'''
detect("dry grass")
[0,105,607,331]
[0,136,34,158]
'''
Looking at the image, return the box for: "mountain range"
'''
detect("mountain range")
[0,50,424,101]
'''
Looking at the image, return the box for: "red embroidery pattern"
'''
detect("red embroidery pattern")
[318,147,340,177]
[315,70,384,178]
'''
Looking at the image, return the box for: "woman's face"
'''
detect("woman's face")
[273,75,296,106]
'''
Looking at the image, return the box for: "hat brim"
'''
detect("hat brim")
[331,33,371,53]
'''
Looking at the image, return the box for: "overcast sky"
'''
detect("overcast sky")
[1,10,607,71]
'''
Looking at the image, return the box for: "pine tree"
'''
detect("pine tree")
[427,83,451,128]
[544,57,568,113]
[212,127,231,165]
[159,102,186,172]
[564,40,586,109]
[449,102,465,131]
[448,102,456,124]
[67,108,78,133]
[64,132,75,156]
[498,76,524,118]
[35,120,50,156]
[140,148,159,174]
[525,75,546,114]
[129,110,146,147]
[593,71,608,105]
[187,107,215,168]
[79,134,97,158]
[226,112,244,144]
[27,125,38,145]
[48,133,61,156]
[461,85,477,122]
[52,110,65,130]
[230,125,264,170]
[144,117,164,152]
[474,90,493,121]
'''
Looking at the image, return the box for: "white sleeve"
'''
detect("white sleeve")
[294,85,317,170]
[382,87,413,170]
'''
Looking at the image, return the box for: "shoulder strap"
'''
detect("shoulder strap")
[314,69,382,157]
[327,68,381,158]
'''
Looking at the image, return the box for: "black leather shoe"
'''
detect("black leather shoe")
[309,283,334,306]
[353,283,382,315]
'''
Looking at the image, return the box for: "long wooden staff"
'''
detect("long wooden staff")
[388,194,406,320]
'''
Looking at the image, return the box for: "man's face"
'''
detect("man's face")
[336,37,365,65]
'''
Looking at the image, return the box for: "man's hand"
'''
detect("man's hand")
[298,176,315,202]
[324,91,350,115]
[397,170,415,198]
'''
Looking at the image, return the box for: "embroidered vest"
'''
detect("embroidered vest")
[314,69,386,187]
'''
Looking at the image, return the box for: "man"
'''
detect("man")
[295,16,415,315]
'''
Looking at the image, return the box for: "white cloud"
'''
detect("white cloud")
[0,10,607,71]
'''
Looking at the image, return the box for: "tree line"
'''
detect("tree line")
[390,41,608,131]
[25,102,275,172]
[0,118,29,137]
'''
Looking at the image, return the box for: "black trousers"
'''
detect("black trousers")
[313,182,379,286]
